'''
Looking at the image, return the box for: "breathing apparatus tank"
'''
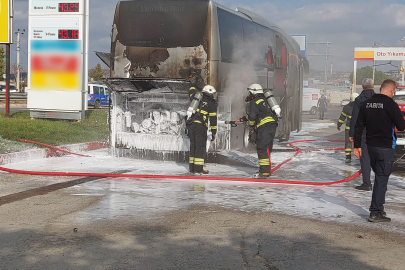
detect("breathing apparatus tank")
[263,90,281,118]
[186,91,203,118]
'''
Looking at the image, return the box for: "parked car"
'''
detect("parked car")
[0,84,17,92]
[88,83,109,108]
[302,88,322,115]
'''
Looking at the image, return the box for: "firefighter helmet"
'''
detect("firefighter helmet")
[247,83,264,95]
[202,85,216,96]
[350,92,359,102]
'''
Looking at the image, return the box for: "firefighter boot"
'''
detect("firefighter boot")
[345,156,351,163]
[253,172,270,178]
[194,169,209,175]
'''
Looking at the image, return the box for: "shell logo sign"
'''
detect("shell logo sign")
[0,0,11,43]
[30,40,81,91]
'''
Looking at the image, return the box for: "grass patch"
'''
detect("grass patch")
[0,110,109,150]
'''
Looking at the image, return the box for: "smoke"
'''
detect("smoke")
[221,37,265,118]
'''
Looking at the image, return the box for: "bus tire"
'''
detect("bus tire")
[309,106,317,115]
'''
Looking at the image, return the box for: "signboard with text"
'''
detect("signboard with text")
[0,0,13,43]
[28,0,88,120]
[291,34,307,56]
[354,47,405,61]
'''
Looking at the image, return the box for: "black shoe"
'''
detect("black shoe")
[355,184,372,191]
[345,158,351,163]
[368,212,391,222]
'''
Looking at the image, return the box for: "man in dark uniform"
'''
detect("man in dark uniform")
[187,84,217,174]
[235,84,278,178]
[350,78,375,191]
[317,94,328,120]
[354,79,405,222]
[337,92,359,163]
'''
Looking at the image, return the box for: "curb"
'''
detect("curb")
[0,141,108,165]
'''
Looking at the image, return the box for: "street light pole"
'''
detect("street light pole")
[307,41,332,94]
[372,42,378,83]
[15,29,25,92]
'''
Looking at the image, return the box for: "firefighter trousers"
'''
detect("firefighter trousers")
[345,129,352,160]
[256,123,278,174]
[188,123,207,173]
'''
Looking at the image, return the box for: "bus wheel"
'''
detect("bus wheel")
[310,106,317,115]
[243,125,255,150]
[243,125,251,148]
[94,100,101,109]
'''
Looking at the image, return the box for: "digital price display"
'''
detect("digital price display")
[58,29,79,39]
[58,3,79,12]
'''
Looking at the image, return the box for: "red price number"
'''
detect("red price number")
[58,29,79,39]
[58,3,79,12]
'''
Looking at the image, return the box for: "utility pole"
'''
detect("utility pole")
[15,29,25,92]
[307,41,332,94]
[401,37,405,86]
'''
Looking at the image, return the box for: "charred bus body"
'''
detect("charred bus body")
[108,0,308,160]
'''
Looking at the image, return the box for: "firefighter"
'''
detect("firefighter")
[235,84,279,178]
[337,92,359,163]
[186,84,218,174]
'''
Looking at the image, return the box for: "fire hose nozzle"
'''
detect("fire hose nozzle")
[225,121,237,127]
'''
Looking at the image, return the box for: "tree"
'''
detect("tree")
[89,63,104,82]
[349,66,394,85]
[0,45,5,81]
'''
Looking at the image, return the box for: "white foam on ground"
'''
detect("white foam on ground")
[2,121,405,234]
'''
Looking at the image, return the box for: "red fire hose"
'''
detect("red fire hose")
[0,139,361,186]
[17,139,91,157]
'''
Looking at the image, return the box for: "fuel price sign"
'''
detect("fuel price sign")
[31,0,82,14]
[28,0,89,120]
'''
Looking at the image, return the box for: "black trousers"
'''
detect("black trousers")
[345,129,352,160]
[360,131,372,186]
[367,146,395,215]
[256,123,278,174]
[188,123,207,173]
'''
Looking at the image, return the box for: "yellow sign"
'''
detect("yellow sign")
[0,0,10,43]
[354,50,374,61]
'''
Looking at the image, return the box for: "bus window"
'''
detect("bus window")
[242,20,258,49]
[258,26,275,67]
[267,46,274,66]
[282,44,287,68]
[275,35,287,68]
[217,8,244,62]
[88,86,90,94]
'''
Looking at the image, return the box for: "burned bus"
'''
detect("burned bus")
[106,0,308,160]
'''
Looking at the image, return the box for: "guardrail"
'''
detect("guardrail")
[0,92,27,101]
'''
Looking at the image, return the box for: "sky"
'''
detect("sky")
[6,0,405,73]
